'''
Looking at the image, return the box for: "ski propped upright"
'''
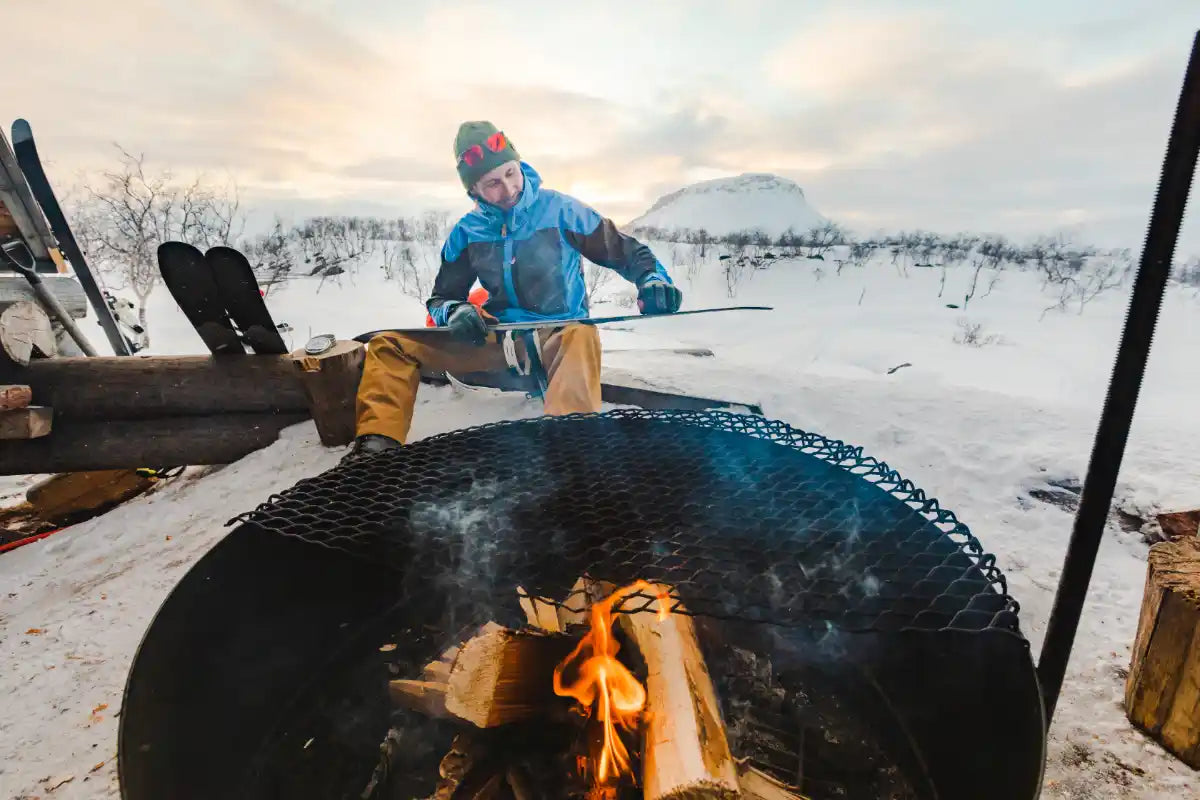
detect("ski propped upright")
[352,306,772,343]
[11,118,132,355]
[205,246,288,354]
[157,241,243,354]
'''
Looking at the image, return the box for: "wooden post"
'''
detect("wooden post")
[0,406,51,439]
[0,384,31,411]
[1125,536,1200,767]
[0,300,55,367]
[290,340,364,446]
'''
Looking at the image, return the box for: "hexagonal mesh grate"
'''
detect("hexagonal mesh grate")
[229,410,1020,634]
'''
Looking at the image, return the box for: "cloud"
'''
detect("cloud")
[3,1,1195,252]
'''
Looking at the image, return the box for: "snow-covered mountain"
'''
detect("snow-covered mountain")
[627,172,829,240]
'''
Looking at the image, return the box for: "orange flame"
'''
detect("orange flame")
[553,580,672,786]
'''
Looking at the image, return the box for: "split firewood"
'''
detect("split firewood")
[617,583,740,800]
[433,732,486,800]
[555,575,620,630]
[1125,536,1200,767]
[736,761,809,800]
[444,626,575,728]
[518,586,562,632]
[390,622,500,717]
[388,679,448,718]
[0,385,32,412]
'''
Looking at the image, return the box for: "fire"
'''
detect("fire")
[553,580,671,786]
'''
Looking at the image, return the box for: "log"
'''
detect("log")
[0,384,31,411]
[290,340,364,446]
[26,469,157,524]
[0,300,55,366]
[444,626,575,728]
[617,584,739,800]
[0,275,87,318]
[0,406,52,439]
[736,762,807,800]
[1125,536,1200,768]
[0,412,308,475]
[518,586,563,632]
[13,354,310,422]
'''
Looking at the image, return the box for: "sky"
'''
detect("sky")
[4,0,1198,253]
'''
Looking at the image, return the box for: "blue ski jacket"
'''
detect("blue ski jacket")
[428,161,673,325]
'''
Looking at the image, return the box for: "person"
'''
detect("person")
[345,121,682,460]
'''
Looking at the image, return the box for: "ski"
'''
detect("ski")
[156,241,243,354]
[11,118,132,356]
[352,306,772,343]
[205,246,288,354]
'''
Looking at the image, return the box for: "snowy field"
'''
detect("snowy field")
[1,243,1198,799]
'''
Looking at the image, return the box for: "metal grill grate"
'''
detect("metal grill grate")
[229,410,1020,634]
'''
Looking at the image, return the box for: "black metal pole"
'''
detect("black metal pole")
[1037,31,1200,724]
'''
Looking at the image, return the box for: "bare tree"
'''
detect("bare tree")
[73,146,244,345]
[585,261,615,304]
[804,221,843,259]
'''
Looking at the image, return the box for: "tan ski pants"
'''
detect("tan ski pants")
[355,324,602,443]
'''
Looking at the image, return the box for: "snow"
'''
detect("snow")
[627,172,830,240]
[2,237,1199,799]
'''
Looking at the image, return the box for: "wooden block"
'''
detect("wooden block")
[0,384,31,411]
[26,469,155,524]
[0,405,51,439]
[1125,536,1200,767]
[290,340,364,446]
[0,300,55,366]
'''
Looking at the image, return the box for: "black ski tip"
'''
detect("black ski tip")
[12,118,33,144]
[158,240,205,261]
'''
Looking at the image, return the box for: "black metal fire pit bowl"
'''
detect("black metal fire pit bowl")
[118,410,1045,800]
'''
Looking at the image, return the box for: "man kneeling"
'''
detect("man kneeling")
[347,121,682,459]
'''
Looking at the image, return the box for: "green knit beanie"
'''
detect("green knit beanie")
[454,121,520,192]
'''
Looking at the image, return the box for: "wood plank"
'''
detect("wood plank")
[0,406,51,439]
[12,354,310,422]
[0,275,87,317]
[0,412,308,475]
[1125,536,1200,768]
[26,469,156,524]
[290,340,364,446]
[0,384,31,411]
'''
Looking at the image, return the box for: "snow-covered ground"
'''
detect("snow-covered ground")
[2,243,1197,799]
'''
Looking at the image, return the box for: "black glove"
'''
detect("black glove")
[446,302,490,346]
[637,275,683,315]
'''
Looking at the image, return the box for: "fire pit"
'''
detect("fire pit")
[118,410,1045,800]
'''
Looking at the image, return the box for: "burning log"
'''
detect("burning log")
[616,583,740,800]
